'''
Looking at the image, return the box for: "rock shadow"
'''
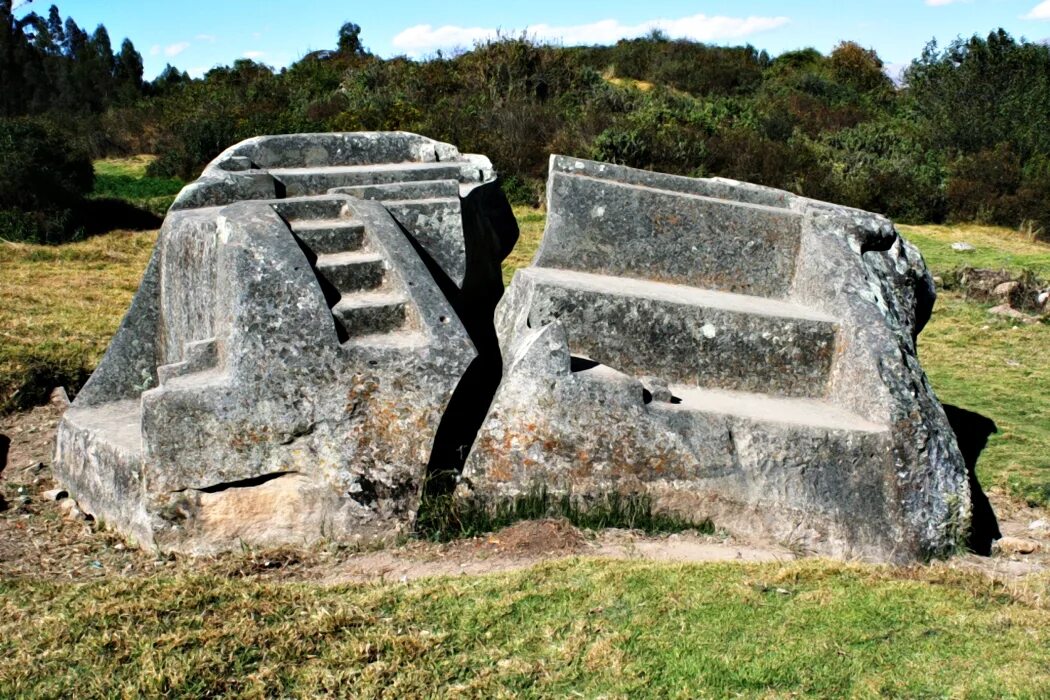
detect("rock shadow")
[80,198,163,235]
[0,433,9,476]
[942,403,1001,555]
[389,184,519,500]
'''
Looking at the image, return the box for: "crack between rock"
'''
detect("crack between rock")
[173,470,299,494]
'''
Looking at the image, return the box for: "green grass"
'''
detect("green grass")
[898,223,1050,279]
[503,205,546,284]
[897,223,1050,505]
[0,230,155,411]
[919,290,1049,505]
[417,488,711,541]
[1,560,1047,697]
[91,155,184,216]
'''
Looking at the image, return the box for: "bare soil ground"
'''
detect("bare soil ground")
[2,399,1047,585]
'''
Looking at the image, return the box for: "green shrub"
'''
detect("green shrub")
[809,119,948,222]
[947,144,1050,231]
[0,118,93,243]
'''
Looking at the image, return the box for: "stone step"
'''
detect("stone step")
[271,162,466,197]
[519,267,838,398]
[382,197,460,210]
[314,251,386,293]
[61,400,143,455]
[289,219,366,254]
[329,179,460,201]
[538,170,804,297]
[657,385,886,434]
[332,291,409,337]
[271,198,349,222]
[550,155,794,209]
[347,329,429,349]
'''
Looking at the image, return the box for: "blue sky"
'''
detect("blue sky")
[13,0,1050,79]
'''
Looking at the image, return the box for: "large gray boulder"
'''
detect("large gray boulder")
[459,156,969,562]
[54,132,514,553]
[54,136,967,563]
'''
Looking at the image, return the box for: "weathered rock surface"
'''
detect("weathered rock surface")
[54,132,515,554]
[459,155,969,562]
[55,138,968,563]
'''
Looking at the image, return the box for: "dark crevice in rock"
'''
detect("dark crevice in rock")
[942,404,1001,556]
[0,434,9,475]
[422,355,500,496]
[177,470,298,494]
[394,185,519,501]
[570,356,600,372]
[273,177,288,199]
[349,477,377,506]
[859,231,897,255]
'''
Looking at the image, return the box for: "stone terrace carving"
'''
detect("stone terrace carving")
[54,137,967,562]
[54,132,515,553]
[459,156,969,562]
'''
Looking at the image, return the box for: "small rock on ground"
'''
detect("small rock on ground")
[995,536,1041,555]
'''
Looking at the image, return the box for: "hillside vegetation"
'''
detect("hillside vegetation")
[3,3,1050,241]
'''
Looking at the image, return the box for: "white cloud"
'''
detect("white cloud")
[149,45,161,56]
[883,61,908,85]
[926,0,967,6]
[164,42,190,57]
[1025,1,1050,19]
[196,34,218,43]
[243,50,266,59]
[391,13,791,55]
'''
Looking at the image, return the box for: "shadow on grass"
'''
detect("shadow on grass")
[80,198,162,235]
[943,403,1002,555]
[1,364,91,415]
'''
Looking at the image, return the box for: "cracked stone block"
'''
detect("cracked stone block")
[459,155,969,563]
[53,132,516,554]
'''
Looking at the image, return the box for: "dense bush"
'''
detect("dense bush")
[807,120,947,222]
[0,118,93,242]
[947,144,1050,233]
[6,2,1050,233]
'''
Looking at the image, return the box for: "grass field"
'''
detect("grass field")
[0,230,155,411]
[91,155,184,216]
[1,560,1048,698]
[1,176,1049,697]
[897,224,1050,506]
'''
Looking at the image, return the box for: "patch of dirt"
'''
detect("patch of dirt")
[325,523,793,584]
[483,518,586,556]
[1,403,1047,587]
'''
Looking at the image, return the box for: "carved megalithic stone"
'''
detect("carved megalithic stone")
[54,133,967,563]
[459,156,969,562]
[54,132,516,553]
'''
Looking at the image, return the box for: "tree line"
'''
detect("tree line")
[3,1,1050,242]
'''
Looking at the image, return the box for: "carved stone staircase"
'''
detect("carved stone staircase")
[273,198,420,344]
